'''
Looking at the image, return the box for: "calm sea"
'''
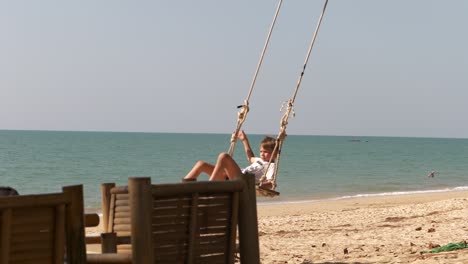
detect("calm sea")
[1,130,467,209]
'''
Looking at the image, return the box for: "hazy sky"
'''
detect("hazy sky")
[1,1,467,138]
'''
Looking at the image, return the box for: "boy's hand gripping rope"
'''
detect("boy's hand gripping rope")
[259,99,294,189]
[228,101,249,156]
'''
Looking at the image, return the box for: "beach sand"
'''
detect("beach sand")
[257,191,468,264]
[86,191,468,263]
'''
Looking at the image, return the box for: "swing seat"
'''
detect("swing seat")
[256,183,280,197]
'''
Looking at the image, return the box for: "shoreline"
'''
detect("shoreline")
[257,189,468,213]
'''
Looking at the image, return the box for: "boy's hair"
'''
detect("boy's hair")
[260,136,276,151]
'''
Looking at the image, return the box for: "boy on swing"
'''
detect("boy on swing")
[183,130,277,189]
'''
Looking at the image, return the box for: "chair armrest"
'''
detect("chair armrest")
[85,213,100,227]
[86,235,102,244]
[86,253,132,264]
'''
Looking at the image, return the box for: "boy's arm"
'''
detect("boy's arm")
[238,131,255,162]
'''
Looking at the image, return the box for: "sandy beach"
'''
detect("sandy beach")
[86,191,468,263]
[257,191,468,264]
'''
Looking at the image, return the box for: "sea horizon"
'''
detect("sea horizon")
[1,129,467,209]
[3,128,468,140]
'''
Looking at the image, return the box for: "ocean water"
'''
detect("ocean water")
[1,130,467,208]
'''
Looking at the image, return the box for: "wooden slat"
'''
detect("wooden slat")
[152,221,189,232]
[11,208,54,225]
[151,181,244,198]
[12,257,51,264]
[9,249,52,261]
[199,233,228,243]
[114,211,130,219]
[110,186,128,195]
[154,202,231,211]
[166,243,189,254]
[152,207,191,217]
[1,209,12,263]
[198,227,229,236]
[153,238,189,248]
[197,201,231,209]
[198,244,228,254]
[198,194,231,201]
[113,224,131,232]
[11,223,54,235]
[152,242,188,261]
[196,253,226,264]
[10,241,52,253]
[152,215,189,226]
[154,249,187,258]
[10,240,53,253]
[151,230,189,242]
[0,193,70,209]
[152,209,229,220]
[114,205,130,213]
[11,231,51,243]
[113,217,131,224]
[54,204,66,264]
[115,199,130,207]
[117,246,132,254]
[87,253,132,264]
[114,231,131,237]
[153,197,192,207]
[116,193,129,200]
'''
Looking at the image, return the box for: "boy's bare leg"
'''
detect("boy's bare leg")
[209,153,242,181]
[184,161,215,180]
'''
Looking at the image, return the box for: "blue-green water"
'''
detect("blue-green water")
[1,130,467,208]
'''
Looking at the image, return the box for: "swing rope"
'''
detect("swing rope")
[228,0,284,156]
[259,0,329,192]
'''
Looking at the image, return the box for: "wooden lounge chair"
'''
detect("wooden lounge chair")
[87,173,260,264]
[0,185,86,264]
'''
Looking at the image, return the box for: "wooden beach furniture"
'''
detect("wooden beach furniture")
[0,185,86,264]
[87,174,260,263]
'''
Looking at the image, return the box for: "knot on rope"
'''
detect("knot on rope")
[237,101,250,121]
[280,99,295,127]
[277,129,287,142]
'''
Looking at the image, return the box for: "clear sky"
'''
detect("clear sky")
[1,1,467,138]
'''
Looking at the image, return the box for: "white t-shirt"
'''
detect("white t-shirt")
[241,157,275,184]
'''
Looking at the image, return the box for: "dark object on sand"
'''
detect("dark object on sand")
[0,186,19,196]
